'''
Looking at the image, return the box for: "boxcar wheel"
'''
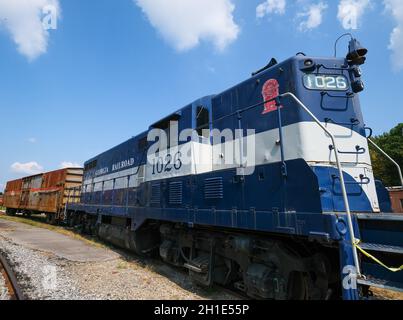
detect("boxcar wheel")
[5,208,16,216]
[46,213,56,225]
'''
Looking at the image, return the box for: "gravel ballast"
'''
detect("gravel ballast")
[0,236,93,300]
[0,230,235,300]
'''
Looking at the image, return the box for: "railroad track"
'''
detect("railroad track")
[2,215,246,300]
[0,253,24,300]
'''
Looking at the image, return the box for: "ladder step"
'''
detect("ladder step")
[184,263,204,273]
[359,242,403,255]
[184,254,210,273]
[357,277,403,293]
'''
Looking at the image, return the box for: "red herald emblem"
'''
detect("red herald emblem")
[262,79,281,114]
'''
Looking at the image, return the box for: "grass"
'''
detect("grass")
[116,261,129,269]
[0,214,109,250]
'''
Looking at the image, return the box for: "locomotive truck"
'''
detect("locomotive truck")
[60,37,403,300]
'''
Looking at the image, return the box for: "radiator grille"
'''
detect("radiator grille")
[169,182,183,205]
[204,177,224,200]
[150,183,161,205]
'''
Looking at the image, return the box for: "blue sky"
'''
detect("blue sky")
[0,0,402,190]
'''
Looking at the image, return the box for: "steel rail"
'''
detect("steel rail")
[0,253,25,300]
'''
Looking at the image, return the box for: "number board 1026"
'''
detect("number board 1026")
[303,74,349,91]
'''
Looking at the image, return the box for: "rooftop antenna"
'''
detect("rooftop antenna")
[334,33,354,57]
[251,58,278,77]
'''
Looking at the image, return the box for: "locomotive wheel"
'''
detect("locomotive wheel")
[287,271,309,300]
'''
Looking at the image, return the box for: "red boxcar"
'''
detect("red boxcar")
[3,168,83,222]
[3,178,23,212]
[388,187,403,214]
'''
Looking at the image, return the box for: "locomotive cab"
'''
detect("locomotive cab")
[208,53,381,216]
[291,55,380,214]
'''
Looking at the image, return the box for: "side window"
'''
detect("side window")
[154,122,172,150]
[163,123,172,148]
[138,137,148,151]
[84,160,97,171]
[151,114,182,151]
[196,106,210,138]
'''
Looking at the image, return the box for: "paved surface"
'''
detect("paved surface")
[0,219,119,262]
[0,217,236,300]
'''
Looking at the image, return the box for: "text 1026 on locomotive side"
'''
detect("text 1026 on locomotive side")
[65,37,403,300]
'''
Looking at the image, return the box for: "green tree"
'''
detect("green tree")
[369,123,403,187]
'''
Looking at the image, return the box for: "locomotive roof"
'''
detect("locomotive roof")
[84,131,148,165]
[83,54,347,167]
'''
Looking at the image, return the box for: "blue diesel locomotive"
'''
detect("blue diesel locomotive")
[66,38,403,300]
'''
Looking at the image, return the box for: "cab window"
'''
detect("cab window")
[196,106,210,138]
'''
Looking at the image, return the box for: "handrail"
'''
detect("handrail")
[325,117,360,127]
[330,145,366,155]
[332,174,370,186]
[278,92,361,276]
[368,139,403,187]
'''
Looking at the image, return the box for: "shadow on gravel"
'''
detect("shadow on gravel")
[0,213,237,300]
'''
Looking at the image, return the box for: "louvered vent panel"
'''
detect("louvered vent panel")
[150,183,161,205]
[169,182,183,205]
[204,177,224,200]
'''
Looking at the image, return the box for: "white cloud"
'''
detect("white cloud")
[298,2,328,31]
[11,161,43,175]
[0,0,60,60]
[338,0,371,30]
[384,0,403,70]
[60,162,81,169]
[28,137,37,143]
[256,0,286,18]
[134,0,240,51]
